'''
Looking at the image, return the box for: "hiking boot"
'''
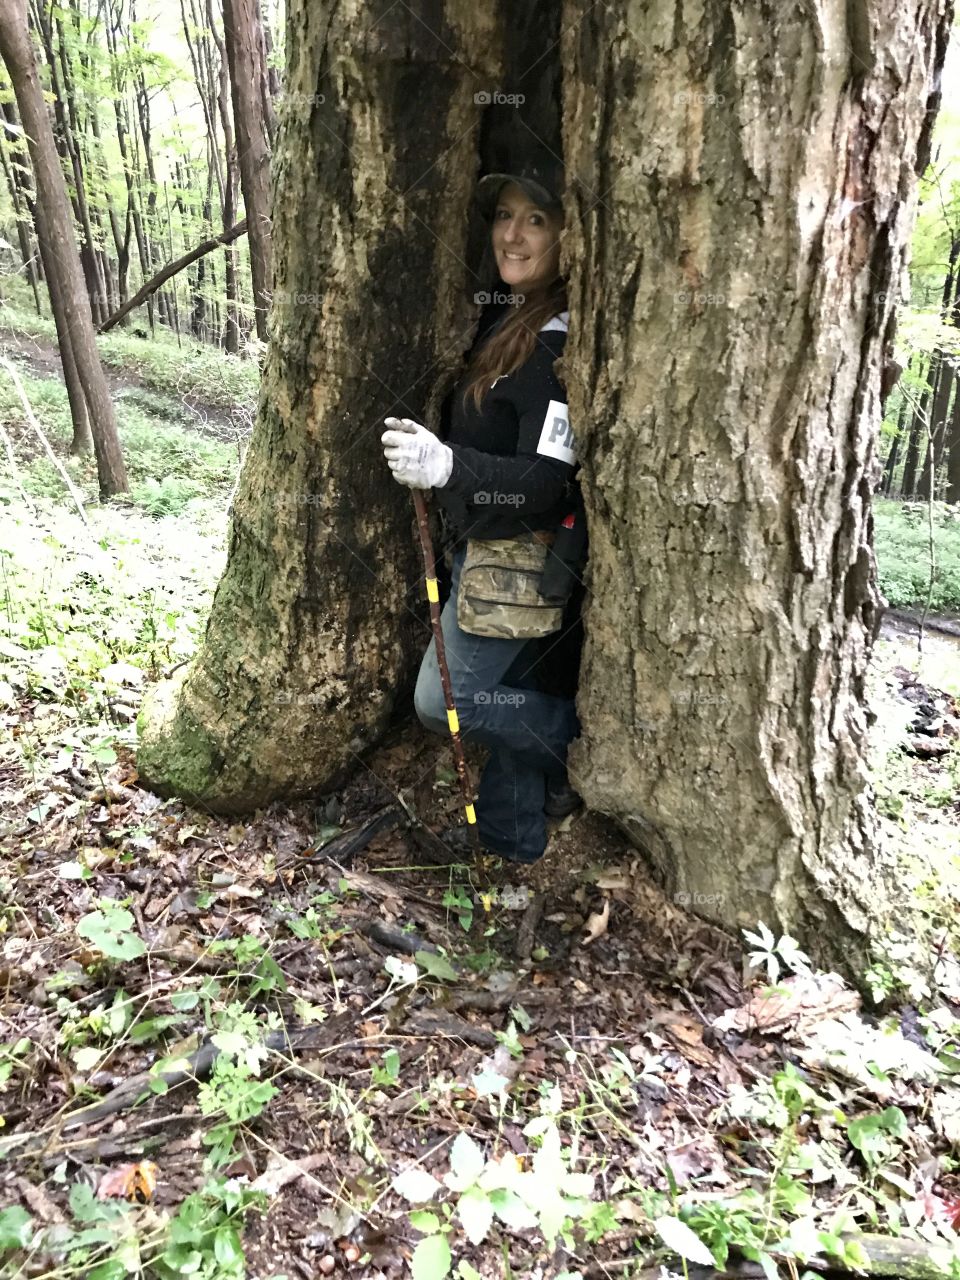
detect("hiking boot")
[544,773,582,818]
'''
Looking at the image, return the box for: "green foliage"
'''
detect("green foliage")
[393,1113,601,1277]
[371,1047,401,1088]
[846,1106,908,1169]
[415,950,458,982]
[76,901,146,961]
[0,1206,33,1251]
[442,884,474,931]
[874,500,960,612]
[742,921,813,984]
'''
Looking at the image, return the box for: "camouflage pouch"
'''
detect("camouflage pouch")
[456,535,564,639]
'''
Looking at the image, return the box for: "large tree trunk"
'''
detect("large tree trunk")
[0,0,128,495]
[559,0,950,971]
[138,0,499,805]
[221,0,272,342]
[138,0,951,975]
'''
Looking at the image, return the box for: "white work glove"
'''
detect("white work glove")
[381,416,453,490]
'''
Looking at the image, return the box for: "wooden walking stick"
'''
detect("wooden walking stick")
[411,488,480,848]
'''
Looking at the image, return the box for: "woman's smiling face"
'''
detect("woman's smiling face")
[491,181,563,294]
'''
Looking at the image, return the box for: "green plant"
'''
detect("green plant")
[198,1056,279,1167]
[0,1037,30,1088]
[442,884,474,931]
[874,499,960,614]
[371,1047,401,1088]
[76,901,146,961]
[153,1178,265,1278]
[393,1116,600,1279]
[846,1106,908,1171]
[742,921,813,984]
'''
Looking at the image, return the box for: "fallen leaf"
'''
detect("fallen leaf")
[251,1154,324,1195]
[97,1161,158,1203]
[15,1177,66,1224]
[581,899,610,946]
[215,883,263,902]
[712,972,859,1035]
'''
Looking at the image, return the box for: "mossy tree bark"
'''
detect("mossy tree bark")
[138,0,503,810]
[559,0,951,970]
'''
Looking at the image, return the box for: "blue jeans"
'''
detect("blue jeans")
[413,544,581,862]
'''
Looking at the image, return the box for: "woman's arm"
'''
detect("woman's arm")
[441,339,577,516]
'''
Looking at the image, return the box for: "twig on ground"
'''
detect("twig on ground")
[515,891,545,960]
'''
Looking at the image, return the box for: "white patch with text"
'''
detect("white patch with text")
[536,400,576,464]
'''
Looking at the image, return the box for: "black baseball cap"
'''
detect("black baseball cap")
[474,154,565,220]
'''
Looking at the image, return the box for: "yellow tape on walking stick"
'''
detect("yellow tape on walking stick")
[411,489,479,836]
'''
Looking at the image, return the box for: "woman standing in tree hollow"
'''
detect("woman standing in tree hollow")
[381,155,587,865]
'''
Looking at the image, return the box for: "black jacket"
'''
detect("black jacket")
[435,304,578,543]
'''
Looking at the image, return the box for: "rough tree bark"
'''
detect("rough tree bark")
[559,0,951,969]
[0,0,128,495]
[138,0,952,974]
[138,0,500,805]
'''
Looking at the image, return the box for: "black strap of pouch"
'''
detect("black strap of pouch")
[539,488,587,604]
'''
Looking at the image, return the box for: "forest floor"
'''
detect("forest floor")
[2,315,960,1279]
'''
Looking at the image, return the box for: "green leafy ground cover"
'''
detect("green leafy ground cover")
[874,501,960,614]
[0,320,959,1278]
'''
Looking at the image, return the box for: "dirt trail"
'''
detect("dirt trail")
[0,328,249,443]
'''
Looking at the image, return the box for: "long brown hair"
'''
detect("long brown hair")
[460,274,568,413]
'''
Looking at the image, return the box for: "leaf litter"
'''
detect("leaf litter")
[1,498,960,1276]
